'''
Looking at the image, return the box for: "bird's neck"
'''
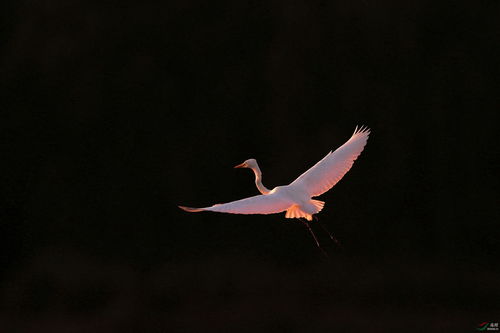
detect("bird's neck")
[251,165,270,195]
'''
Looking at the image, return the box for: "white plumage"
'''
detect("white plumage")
[179,126,370,221]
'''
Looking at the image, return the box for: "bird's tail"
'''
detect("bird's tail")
[284,200,325,221]
[310,199,325,213]
[285,205,313,221]
[178,205,205,212]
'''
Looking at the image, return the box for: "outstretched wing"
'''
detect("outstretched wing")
[290,126,370,197]
[179,192,293,215]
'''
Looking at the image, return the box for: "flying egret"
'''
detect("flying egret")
[179,126,370,251]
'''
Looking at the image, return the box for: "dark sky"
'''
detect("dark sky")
[1,0,499,331]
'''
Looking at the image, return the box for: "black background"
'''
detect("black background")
[1,0,499,332]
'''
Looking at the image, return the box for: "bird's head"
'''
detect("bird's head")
[234,158,258,169]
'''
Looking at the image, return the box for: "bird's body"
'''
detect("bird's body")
[179,126,370,221]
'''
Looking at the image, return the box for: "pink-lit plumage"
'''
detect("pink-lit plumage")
[179,126,370,221]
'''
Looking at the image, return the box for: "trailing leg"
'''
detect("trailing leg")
[318,221,342,249]
[313,215,342,249]
[301,219,328,258]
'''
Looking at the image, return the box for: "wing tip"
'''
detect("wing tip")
[354,124,371,136]
[178,205,204,212]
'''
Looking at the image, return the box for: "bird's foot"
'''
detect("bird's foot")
[317,221,342,249]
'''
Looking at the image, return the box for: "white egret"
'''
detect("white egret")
[179,126,370,252]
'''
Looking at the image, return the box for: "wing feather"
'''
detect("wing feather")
[180,192,293,215]
[290,126,370,197]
